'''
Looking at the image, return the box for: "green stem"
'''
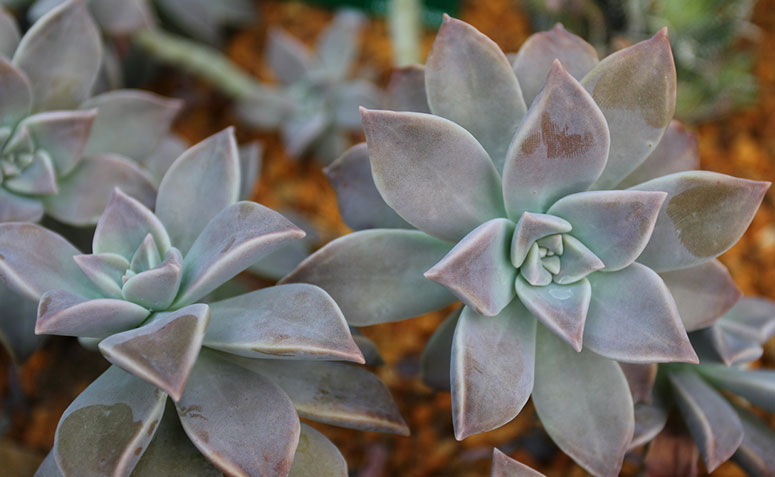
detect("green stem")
[388,0,422,66]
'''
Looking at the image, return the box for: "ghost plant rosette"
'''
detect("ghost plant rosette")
[284,17,769,476]
[0,128,407,475]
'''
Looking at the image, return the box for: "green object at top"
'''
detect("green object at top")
[298,0,461,27]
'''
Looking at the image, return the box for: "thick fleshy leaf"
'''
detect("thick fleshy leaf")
[281,110,328,159]
[0,222,97,300]
[644,423,699,477]
[420,306,461,391]
[140,135,188,186]
[289,423,347,477]
[582,29,676,189]
[130,234,161,273]
[176,351,300,477]
[19,109,96,176]
[82,90,182,159]
[363,108,505,241]
[0,282,44,363]
[36,289,149,337]
[43,154,157,227]
[122,248,183,310]
[0,58,32,126]
[512,24,598,105]
[317,10,364,79]
[491,448,544,477]
[690,326,763,366]
[0,9,19,58]
[553,234,604,284]
[237,141,262,201]
[426,218,516,317]
[548,190,666,271]
[155,0,255,43]
[175,202,304,306]
[73,253,128,298]
[229,356,409,435]
[732,406,775,476]
[668,368,744,471]
[660,260,741,332]
[386,64,430,113]
[53,365,166,476]
[502,60,609,218]
[93,188,170,260]
[451,301,536,439]
[619,363,657,403]
[4,150,57,195]
[12,0,101,111]
[716,296,775,345]
[0,187,43,222]
[425,15,526,170]
[99,304,209,401]
[629,401,668,449]
[324,142,411,230]
[204,284,363,362]
[697,365,775,412]
[155,128,241,254]
[89,0,153,36]
[617,120,699,188]
[533,324,634,476]
[281,229,455,325]
[334,79,383,130]
[35,451,62,477]
[633,171,770,272]
[236,85,295,129]
[351,329,383,367]
[266,28,313,85]
[584,263,697,363]
[515,276,590,351]
[510,213,572,268]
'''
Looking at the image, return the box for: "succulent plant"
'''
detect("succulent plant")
[283,17,769,476]
[236,10,383,164]
[491,448,544,477]
[0,127,407,475]
[625,296,775,476]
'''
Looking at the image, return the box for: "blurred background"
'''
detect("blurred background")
[1,0,773,475]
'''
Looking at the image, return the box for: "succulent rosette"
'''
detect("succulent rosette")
[237,11,383,164]
[284,17,769,476]
[0,128,407,475]
[624,297,775,476]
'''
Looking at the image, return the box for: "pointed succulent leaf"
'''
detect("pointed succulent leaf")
[0,9,19,58]
[130,234,162,273]
[426,218,516,317]
[141,135,188,186]
[99,304,209,401]
[82,90,182,160]
[660,261,741,332]
[53,365,166,476]
[732,406,775,476]
[35,451,62,477]
[266,28,313,85]
[632,171,770,272]
[93,188,170,260]
[0,222,97,300]
[230,357,408,435]
[668,368,744,471]
[515,276,590,352]
[581,29,676,189]
[451,301,536,440]
[510,212,572,267]
[237,141,262,201]
[351,330,383,367]
[619,363,657,403]
[12,0,101,111]
[386,64,430,113]
[237,86,295,129]
[176,351,300,477]
[156,128,241,254]
[282,229,455,326]
[88,0,153,36]
[491,448,545,477]
[617,120,699,188]
[716,296,775,345]
[175,202,304,306]
[122,248,183,310]
[334,79,383,130]
[425,15,526,171]
[512,24,598,105]
[697,365,775,412]
[204,284,363,362]
[0,187,43,222]
[583,263,697,363]
[282,110,328,159]
[36,289,149,337]
[155,0,254,44]
[42,154,157,226]
[420,306,461,391]
[630,401,668,449]
[317,10,365,79]
[4,150,58,195]
[644,423,699,476]
[0,58,32,127]
[502,61,609,218]
[533,324,634,476]
[690,326,763,366]
[289,423,347,477]
[553,234,604,284]
[0,282,44,363]
[73,253,128,298]
[325,143,411,230]
[18,109,96,176]
[548,190,666,271]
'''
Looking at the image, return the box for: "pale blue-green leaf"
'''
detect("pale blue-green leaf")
[351,329,383,367]
[155,128,241,254]
[317,10,365,79]
[248,239,309,281]
[73,253,128,298]
[281,229,455,326]
[100,304,209,401]
[502,61,609,218]
[335,80,382,130]
[584,263,697,363]
[582,29,676,189]
[155,0,254,43]
[451,301,536,439]
[716,296,775,345]
[629,402,668,449]
[698,365,775,412]
[632,171,769,272]
[512,24,598,105]
[510,212,572,267]
[386,64,430,113]
[690,325,763,366]
[4,150,57,195]
[619,362,657,403]
[420,306,461,391]
[129,234,161,273]
[533,324,633,476]
[236,86,295,129]
[491,448,545,477]
[289,423,347,477]
[122,248,183,310]
[12,0,101,111]
[18,109,96,176]
[176,350,299,476]
[237,141,262,201]
[266,27,313,85]
[0,57,31,126]
[141,135,187,186]
[89,0,153,36]
[312,127,347,165]
[282,110,328,159]
[53,365,166,476]
[362,108,505,241]
[732,405,775,476]
[519,242,552,286]
[36,289,149,337]
[35,451,62,477]
[0,281,44,363]
[0,8,19,58]
[425,15,526,171]
[204,284,363,362]
[515,276,590,351]
[0,187,43,222]
[553,235,604,284]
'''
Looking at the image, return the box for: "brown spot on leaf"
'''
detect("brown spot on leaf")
[540,111,594,159]
[520,131,541,155]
